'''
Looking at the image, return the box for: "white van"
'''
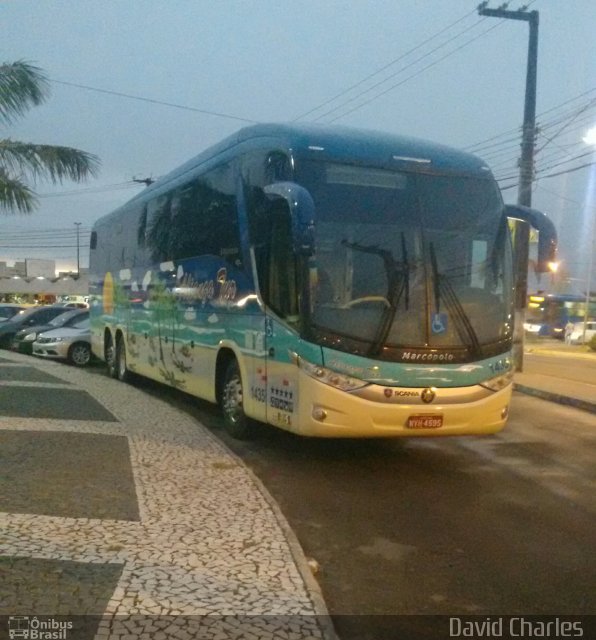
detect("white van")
[568,321,596,344]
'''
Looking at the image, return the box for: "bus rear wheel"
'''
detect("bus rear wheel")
[221,359,254,439]
[105,334,117,378]
[115,336,131,383]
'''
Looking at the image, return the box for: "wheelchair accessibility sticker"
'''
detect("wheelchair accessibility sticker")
[431,312,448,334]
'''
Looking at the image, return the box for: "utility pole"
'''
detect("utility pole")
[582,213,594,343]
[478,2,539,371]
[74,222,81,278]
[132,177,155,187]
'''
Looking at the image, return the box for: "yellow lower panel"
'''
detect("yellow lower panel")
[292,371,512,438]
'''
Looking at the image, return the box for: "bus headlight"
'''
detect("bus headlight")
[297,356,369,392]
[23,332,38,342]
[479,370,514,392]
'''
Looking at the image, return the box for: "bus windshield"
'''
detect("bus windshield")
[296,160,513,359]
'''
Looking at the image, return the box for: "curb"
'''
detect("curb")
[514,383,596,414]
[524,348,595,360]
[238,460,340,640]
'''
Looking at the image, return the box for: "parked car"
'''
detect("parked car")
[11,309,89,355]
[0,305,75,349]
[32,315,91,366]
[0,303,27,323]
[568,321,596,345]
[54,301,89,309]
[523,321,543,335]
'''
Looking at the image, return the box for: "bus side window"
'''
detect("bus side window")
[142,163,242,268]
[137,205,148,248]
[146,192,173,262]
[196,164,242,267]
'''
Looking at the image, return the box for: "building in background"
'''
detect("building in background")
[0,259,88,303]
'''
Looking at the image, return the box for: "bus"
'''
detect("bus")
[89,123,556,438]
[525,293,596,338]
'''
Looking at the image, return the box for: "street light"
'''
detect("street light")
[547,260,559,290]
[581,126,596,343]
[74,222,81,278]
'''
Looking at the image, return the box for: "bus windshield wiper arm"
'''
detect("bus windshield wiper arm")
[400,232,410,310]
[429,240,441,313]
[341,238,409,355]
[428,242,481,356]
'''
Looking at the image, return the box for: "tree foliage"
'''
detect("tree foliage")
[0,60,100,214]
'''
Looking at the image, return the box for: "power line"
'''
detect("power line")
[1,238,90,243]
[499,160,596,191]
[1,230,92,237]
[535,99,596,154]
[487,111,596,176]
[492,128,595,179]
[51,79,258,124]
[1,226,92,232]
[324,19,505,124]
[463,87,596,152]
[468,133,523,156]
[472,101,596,162]
[38,182,142,198]
[319,0,536,125]
[534,184,583,206]
[539,160,596,180]
[292,7,478,122]
[0,245,80,249]
[315,0,540,124]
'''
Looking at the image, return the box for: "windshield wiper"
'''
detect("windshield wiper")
[400,232,410,310]
[341,237,409,355]
[428,242,481,356]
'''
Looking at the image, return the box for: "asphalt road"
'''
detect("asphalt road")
[134,374,596,639]
[18,358,596,640]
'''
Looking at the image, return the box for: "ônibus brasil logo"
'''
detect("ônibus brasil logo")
[8,616,73,639]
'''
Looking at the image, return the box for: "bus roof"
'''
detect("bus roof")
[97,123,493,226]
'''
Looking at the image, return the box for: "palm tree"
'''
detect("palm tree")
[0,60,100,213]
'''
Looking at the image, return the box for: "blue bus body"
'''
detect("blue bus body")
[89,123,553,437]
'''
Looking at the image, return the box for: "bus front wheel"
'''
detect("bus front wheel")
[221,359,254,439]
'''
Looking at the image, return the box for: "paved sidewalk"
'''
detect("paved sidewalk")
[0,352,334,640]
[514,342,596,414]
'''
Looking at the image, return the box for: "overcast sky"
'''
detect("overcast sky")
[1,0,595,292]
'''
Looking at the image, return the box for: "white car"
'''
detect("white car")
[523,321,543,334]
[32,316,92,366]
[568,321,596,345]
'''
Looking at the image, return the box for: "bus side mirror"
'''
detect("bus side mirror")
[264,182,315,255]
[504,204,557,273]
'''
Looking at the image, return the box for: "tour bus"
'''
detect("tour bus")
[89,123,556,438]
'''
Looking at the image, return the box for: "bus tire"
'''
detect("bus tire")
[221,359,254,439]
[105,333,118,378]
[115,335,131,383]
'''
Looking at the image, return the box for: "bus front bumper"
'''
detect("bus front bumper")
[294,372,512,438]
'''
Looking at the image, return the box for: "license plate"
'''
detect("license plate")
[406,414,443,429]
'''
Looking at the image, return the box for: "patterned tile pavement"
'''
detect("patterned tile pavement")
[0,352,334,640]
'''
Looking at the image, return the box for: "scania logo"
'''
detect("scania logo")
[384,388,392,398]
[421,388,436,404]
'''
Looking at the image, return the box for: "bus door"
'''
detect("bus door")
[261,203,301,431]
